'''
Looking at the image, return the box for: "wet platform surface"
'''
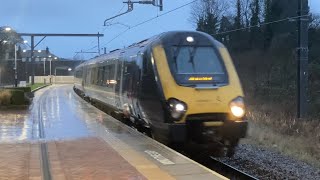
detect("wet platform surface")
[0,85,227,180]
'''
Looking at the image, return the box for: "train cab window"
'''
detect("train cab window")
[173,46,224,74]
[166,46,228,85]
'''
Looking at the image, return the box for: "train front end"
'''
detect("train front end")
[152,31,248,154]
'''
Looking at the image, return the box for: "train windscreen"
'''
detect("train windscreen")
[166,46,228,86]
[173,46,224,74]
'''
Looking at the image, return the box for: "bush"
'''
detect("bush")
[5,87,31,93]
[0,90,12,105]
[10,90,25,105]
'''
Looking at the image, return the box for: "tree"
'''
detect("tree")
[198,12,219,35]
[250,0,262,48]
[263,0,273,49]
[218,16,233,45]
[241,0,252,28]
[190,0,229,30]
[0,27,23,62]
[230,0,251,51]
[250,0,260,28]
[196,17,206,32]
[234,0,242,29]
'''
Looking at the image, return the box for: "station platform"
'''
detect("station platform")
[0,85,227,180]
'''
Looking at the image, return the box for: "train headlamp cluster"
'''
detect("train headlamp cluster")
[229,96,245,118]
[168,98,187,120]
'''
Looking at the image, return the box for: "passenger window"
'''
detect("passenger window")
[91,67,98,85]
[103,64,116,88]
[97,67,104,86]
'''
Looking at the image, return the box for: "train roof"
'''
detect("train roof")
[75,31,221,70]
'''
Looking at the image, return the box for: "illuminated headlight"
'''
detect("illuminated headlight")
[229,97,245,118]
[175,103,185,111]
[168,98,187,120]
[186,36,194,43]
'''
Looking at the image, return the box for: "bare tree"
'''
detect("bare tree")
[189,0,230,28]
[241,0,252,27]
[310,14,320,29]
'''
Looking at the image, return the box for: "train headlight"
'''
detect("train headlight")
[229,97,245,118]
[175,103,185,111]
[168,98,187,120]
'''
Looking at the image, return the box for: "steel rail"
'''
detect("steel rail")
[209,157,258,180]
[38,93,52,180]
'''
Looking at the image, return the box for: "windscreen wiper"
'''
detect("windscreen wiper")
[188,47,197,71]
[173,39,183,71]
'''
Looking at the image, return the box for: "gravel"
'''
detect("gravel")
[217,144,320,180]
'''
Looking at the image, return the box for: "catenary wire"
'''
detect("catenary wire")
[88,1,310,57]
[100,0,199,48]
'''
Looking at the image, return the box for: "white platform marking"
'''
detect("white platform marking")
[144,150,175,165]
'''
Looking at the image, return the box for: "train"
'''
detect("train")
[74,31,248,156]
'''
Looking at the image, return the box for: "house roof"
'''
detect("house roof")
[21,50,58,59]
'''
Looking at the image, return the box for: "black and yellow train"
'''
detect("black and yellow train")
[74,31,247,156]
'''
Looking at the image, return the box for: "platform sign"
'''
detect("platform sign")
[144,150,175,165]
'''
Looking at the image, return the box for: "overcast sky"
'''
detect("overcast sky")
[1,0,319,59]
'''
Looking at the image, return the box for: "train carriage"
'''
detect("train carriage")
[74,31,248,156]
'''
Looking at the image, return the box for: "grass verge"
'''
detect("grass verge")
[241,107,320,168]
[28,83,47,91]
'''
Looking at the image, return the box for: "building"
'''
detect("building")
[0,46,84,85]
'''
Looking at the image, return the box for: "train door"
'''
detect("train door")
[131,53,143,119]
[81,67,85,88]
[119,53,139,118]
[127,54,142,117]
[122,57,133,116]
[113,59,121,109]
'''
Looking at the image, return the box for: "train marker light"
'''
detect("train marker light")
[186,36,194,43]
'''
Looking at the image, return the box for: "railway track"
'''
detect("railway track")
[38,94,52,180]
[207,157,258,180]
[179,147,258,180]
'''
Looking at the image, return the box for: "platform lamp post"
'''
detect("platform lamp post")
[3,27,18,87]
[50,57,58,76]
[14,42,27,87]
[48,55,52,75]
[43,57,46,76]
[14,44,17,87]
[0,67,2,87]
[3,27,28,87]
[49,57,57,84]
[2,40,24,87]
